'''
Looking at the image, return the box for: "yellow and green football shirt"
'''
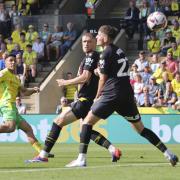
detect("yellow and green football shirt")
[0,68,21,105]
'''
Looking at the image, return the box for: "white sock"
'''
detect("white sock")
[108,145,116,154]
[164,149,173,158]
[39,150,48,158]
[77,153,86,162]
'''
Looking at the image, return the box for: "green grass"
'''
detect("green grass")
[0,143,179,180]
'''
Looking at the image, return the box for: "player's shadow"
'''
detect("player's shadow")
[0,167,50,170]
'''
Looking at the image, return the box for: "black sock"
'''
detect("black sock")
[44,122,62,153]
[140,128,167,153]
[91,130,111,149]
[79,124,92,154]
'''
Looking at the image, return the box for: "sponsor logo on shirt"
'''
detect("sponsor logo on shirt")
[85,57,94,66]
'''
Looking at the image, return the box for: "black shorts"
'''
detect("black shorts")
[71,99,93,119]
[91,93,141,123]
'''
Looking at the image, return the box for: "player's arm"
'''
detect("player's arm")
[95,72,108,99]
[19,86,40,96]
[0,71,7,82]
[56,70,92,87]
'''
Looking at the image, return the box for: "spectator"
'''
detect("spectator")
[0,2,10,38]
[171,72,180,98]
[47,25,63,61]
[39,23,51,45]
[18,0,31,16]
[148,76,159,101]
[9,4,21,25]
[0,42,6,59]
[0,51,8,70]
[63,72,77,103]
[170,0,180,16]
[11,43,23,56]
[161,29,176,56]
[163,82,177,107]
[161,0,171,16]
[158,71,171,98]
[27,0,39,15]
[150,0,162,13]
[6,37,15,53]
[171,20,180,42]
[25,24,39,44]
[139,0,150,40]
[156,28,166,42]
[165,51,178,76]
[19,32,28,51]
[167,42,180,60]
[136,0,143,8]
[11,23,26,44]
[55,96,69,114]
[134,51,149,72]
[16,53,26,86]
[60,22,77,58]
[124,0,140,39]
[23,44,37,82]
[16,96,27,114]
[133,73,144,101]
[9,4,21,18]
[147,32,161,55]
[85,0,96,18]
[137,86,154,107]
[153,60,173,84]
[150,53,160,73]
[130,63,138,85]
[32,36,45,63]
[140,65,152,85]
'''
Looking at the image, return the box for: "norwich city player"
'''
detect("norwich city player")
[0,54,53,157]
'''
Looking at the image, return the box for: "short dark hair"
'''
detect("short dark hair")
[5,53,16,60]
[20,32,25,36]
[82,32,94,39]
[139,50,145,55]
[26,44,32,48]
[98,25,119,40]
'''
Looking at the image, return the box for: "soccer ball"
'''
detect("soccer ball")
[147,12,167,32]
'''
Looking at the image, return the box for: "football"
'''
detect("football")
[147,11,167,32]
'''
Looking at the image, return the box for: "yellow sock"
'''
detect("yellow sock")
[32,141,42,153]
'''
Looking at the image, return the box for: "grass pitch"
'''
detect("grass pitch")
[0,143,179,180]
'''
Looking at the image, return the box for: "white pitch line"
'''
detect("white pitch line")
[0,162,178,173]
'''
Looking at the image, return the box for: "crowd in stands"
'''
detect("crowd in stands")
[124,0,180,39]
[0,20,77,85]
[125,0,180,110]
[0,1,79,113]
[0,0,179,111]
[130,51,179,110]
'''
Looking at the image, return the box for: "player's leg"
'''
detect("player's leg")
[131,120,178,166]
[119,98,178,167]
[66,110,100,167]
[66,98,116,167]
[79,119,121,162]
[41,108,77,155]
[0,104,17,133]
[26,108,78,162]
[0,120,16,133]
[77,100,121,162]
[18,119,42,153]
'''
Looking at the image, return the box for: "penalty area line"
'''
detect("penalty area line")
[0,162,176,173]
